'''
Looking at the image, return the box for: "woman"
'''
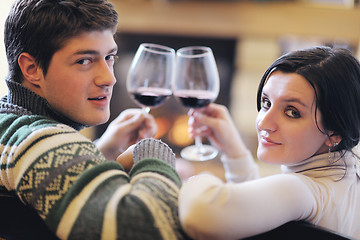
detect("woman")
[179,46,360,239]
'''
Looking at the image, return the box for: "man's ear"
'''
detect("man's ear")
[18,52,42,87]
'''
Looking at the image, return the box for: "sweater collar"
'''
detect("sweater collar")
[281,151,359,180]
[1,79,86,131]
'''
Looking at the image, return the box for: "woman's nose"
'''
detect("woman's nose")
[256,109,278,133]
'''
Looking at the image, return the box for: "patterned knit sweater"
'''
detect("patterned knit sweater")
[0,80,188,240]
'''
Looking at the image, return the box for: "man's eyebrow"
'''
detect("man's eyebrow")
[110,47,118,53]
[73,50,98,55]
[72,47,118,56]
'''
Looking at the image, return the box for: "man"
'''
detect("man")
[0,0,187,239]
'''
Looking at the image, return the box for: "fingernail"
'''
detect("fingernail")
[188,117,194,124]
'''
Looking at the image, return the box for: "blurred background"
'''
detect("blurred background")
[1,0,359,178]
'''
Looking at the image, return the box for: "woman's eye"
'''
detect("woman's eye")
[285,108,301,118]
[261,98,271,110]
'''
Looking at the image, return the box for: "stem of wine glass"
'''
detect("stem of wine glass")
[143,107,150,113]
[195,136,205,154]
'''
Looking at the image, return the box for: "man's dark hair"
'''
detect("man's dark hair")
[4,0,118,83]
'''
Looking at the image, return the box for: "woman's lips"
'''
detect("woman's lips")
[260,136,281,146]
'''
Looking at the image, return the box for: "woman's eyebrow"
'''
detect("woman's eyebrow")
[284,98,308,108]
[262,92,309,108]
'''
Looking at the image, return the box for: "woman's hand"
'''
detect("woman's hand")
[188,103,248,158]
[95,109,157,160]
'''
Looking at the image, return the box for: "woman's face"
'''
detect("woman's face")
[256,71,329,165]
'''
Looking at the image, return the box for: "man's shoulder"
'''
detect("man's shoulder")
[0,113,85,146]
[0,112,77,130]
[1,112,54,126]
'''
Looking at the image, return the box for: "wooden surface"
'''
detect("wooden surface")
[112,0,360,44]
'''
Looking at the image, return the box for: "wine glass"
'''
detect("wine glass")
[127,43,175,112]
[173,46,220,161]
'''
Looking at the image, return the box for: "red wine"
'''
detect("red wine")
[130,87,172,108]
[174,90,217,108]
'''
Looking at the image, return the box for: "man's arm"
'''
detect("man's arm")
[3,121,186,239]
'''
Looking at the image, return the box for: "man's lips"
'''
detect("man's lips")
[88,96,107,101]
[88,94,110,107]
[88,92,111,101]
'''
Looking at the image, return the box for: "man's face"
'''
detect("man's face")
[39,30,117,126]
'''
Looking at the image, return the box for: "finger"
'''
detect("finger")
[117,108,148,123]
[193,112,219,129]
[188,125,211,138]
[121,112,146,129]
[138,127,156,139]
[188,115,195,125]
[143,116,158,135]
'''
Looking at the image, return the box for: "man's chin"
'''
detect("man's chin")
[81,115,110,127]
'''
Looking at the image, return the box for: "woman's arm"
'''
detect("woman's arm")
[189,103,260,182]
[221,150,260,183]
[179,173,316,240]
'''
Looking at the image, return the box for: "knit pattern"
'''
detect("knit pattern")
[0,80,189,240]
[0,113,187,240]
[133,138,176,168]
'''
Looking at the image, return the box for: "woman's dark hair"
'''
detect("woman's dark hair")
[256,46,360,152]
[4,0,118,83]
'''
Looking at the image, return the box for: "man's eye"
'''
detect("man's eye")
[105,54,118,61]
[285,108,301,118]
[77,58,92,65]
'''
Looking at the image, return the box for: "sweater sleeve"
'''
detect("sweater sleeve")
[220,150,260,183]
[1,121,187,240]
[179,173,316,240]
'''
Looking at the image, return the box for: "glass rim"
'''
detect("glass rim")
[176,46,213,58]
[140,43,175,55]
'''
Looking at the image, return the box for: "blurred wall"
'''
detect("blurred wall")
[0,0,12,97]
